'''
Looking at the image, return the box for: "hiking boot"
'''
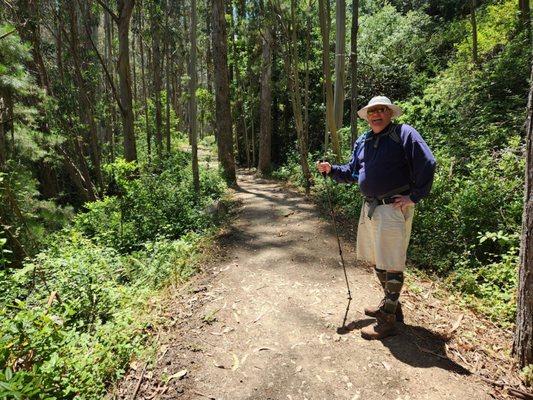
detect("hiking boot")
[361,312,397,340]
[364,301,404,323]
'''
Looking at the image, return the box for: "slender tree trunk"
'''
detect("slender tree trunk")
[318,0,340,161]
[303,0,311,151]
[165,0,171,154]
[152,0,163,157]
[333,0,346,130]
[470,0,478,67]
[67,1,103,189]
[190,0,200,192]
[519,0,531,44]
[514,60,533,369]
[258,13,272,176]
[117,0,137,162]
[212,0,237,186]
[349,0,359,146]
[0,97,6,169]
[140,36,152,162]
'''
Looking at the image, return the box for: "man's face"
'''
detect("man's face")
[367,106,393,133]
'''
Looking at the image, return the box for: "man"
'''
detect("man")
[317,96,436,340]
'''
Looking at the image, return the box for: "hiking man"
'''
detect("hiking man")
[317,96,436,340]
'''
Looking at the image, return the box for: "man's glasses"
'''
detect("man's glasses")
[367,107,389,116]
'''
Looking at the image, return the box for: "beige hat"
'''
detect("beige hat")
[357,96,403,121]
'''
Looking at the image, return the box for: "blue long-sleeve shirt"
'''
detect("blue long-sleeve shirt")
[330,123,436,203]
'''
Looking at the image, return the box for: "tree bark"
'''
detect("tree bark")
[258,8,272,176]
[514,59,533,368]
[152,0,163,158]
[165,0,171,154]
[318,0,340,161]
[190,0,200,192]
[67,1,103,189]
[117,0,137,162]
[333,0,346,130]
[349,0,359,146]
[212,0,237,186]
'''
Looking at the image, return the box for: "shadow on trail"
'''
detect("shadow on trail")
[341,317,471,375]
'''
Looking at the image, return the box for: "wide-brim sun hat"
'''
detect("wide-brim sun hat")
[357,96,403,121]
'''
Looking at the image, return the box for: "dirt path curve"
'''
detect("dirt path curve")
[121,171,493,400]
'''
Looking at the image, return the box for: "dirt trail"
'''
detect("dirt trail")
[118,171,494,400]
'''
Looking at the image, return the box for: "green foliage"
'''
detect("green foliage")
[522,364,533,387]
[0,154,227,398]
[75,153,226,251]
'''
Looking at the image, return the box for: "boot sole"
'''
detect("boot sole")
[361,329,398,340]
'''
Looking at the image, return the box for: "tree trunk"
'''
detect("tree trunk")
[514,59,533,369]
[212,0,237,186]
[165,0,171,154]
[349,0,359,146]
[67,1,103,189]
[140,31,151,161]
[470,0,478,67]
[333,0,346,130]
[190,0,200,192]
[258,12,272,176]
[318,0,340,161]
[519,0,531,43]
[117,0,137,162]
[152,0,163,158]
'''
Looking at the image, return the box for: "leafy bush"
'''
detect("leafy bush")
[0,154,227,398]
[75,154,226,252]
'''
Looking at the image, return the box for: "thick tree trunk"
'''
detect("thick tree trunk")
[318,0,340,162]
[514,60,533,369]
[258,19,272,176]
[349,0,359,146]
[190,0,200,192]
[117,0,137,162]
[333,0,346,130]
[212,0,236,186]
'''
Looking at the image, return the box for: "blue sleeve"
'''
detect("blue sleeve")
[402,125,436,203]
[330,140,360,184]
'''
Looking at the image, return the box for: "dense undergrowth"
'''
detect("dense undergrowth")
[273,0,528,327]
[0,153,227,399]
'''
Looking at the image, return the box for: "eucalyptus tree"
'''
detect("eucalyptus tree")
[514,60,533,368]
[333,0,346,130]
[212,0,237,186]
[190,0,200,192]
[257,0,273,176]
[349,0,359,146]
[95,0,138,163]
[318,0,340,161]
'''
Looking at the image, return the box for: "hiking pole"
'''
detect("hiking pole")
[319,160,353,334]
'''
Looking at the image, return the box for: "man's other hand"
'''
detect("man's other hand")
[392,195,414,212]
[316,161,332,175]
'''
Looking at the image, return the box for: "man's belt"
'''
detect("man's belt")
[363,184,411,219]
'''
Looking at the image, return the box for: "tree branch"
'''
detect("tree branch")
[0,29,16,40]
[95,0,119,23]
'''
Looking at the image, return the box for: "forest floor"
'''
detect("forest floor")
[112,170,528,400]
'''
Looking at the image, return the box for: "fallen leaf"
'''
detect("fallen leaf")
[168,369,188,381]
[382,361,392,371]
[295,366,303,373]
[448,314,464,336]
[231,354,240,371]
[213,360,226,369]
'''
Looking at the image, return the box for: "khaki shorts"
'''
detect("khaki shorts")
[356,202,415,271]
